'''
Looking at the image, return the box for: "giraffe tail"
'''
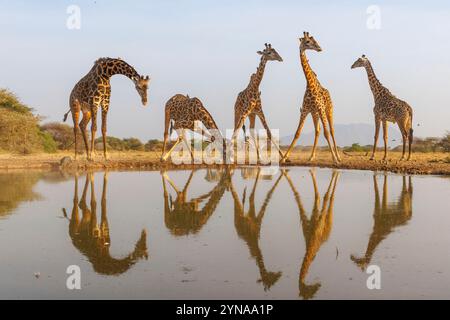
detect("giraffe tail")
[63,109,71,122]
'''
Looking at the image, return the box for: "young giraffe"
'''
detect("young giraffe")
[232,43,284,162]
[351,55,414,161]
[282,32,341,163]
[161,94,227,162]
[63,57,150,160]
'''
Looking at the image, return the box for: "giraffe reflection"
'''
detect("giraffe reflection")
[230,168,283,291]
[284,169,340,299]
[351,174,413,270]
[63,172,148,275]
[162,169,230,236]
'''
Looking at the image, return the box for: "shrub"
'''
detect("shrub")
[344,143,372,153]
[0,108,45,153]
[123,137,144,151]
[0,89,57,154]
[145,139,164,151]
[439,132,450,152]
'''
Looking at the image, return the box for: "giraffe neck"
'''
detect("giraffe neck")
[248,56,267,92]
[300,50,320,92]
[364,62,385,99]
[95,58,140,82]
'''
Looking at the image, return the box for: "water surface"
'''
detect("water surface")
[0,167,449,299]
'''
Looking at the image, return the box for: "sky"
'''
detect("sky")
[1,0,450,141]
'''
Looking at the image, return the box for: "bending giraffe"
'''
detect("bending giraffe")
[62,172,148,275]
[350,174,413,271]
[161,169,230,236]
[161,94,227,163]
[283,169,339,299]
[232,43,284,162]
[230,168,283,291]
[351,55,414,161]
[63,57,150,160]
[282,32,341,163]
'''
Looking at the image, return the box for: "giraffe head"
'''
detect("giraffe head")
[257,43,283,62]
[351,55,370,69]
[299,32,322,52]
[132,75,150,106]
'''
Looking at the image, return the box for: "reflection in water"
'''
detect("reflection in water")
[0,167,426,299]
[231,167,283,291]
[63,172,148,275]
[0,172,41,218]
[284,169,340,299]
[162,169,230,236]
[351,174,413,270]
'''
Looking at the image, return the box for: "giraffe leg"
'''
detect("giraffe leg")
[407,125,413,161]
[161,136,183,161]
[382,120,388,161]
[231,115,247,163]
[90,108,98,160]
[79,111,92,160]
[256,111,284,160]
[181,129,194,162]
[326,109,341,162]
[249,114,260,161]
[309,113,320,161]
[101,110,109,160]
[399,123,407,161]
[319,112,338,163]
[161,111,171,161]
[71,108,80,160]
[282,111,309,163]
[370,118,381,160]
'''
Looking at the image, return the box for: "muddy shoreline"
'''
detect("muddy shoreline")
[0,151,449,175]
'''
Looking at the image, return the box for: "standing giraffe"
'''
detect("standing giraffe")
[282,32,340,163]
[232,43,284,162]
[351,55,414,161]
[63,57,150,160]
[161,94,226,162]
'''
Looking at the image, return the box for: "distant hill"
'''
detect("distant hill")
[280,123,403,147]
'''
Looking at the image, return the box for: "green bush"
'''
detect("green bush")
[439,132,450,152]
[123,137,144,151]
[344,143,372,153]
[0,89,58,154]
[39,130,58,153]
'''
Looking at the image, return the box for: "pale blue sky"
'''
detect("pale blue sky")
[1,0,449,141]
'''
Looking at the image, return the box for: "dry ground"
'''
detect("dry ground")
[1,149,450,175]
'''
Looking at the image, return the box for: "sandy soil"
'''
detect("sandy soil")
[0,150,449,175]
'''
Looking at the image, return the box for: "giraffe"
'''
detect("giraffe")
[161,94,227,163]
[62,172,148,275]
[283,169,340,299]
[161,169,230,236]
[230,167,283,291]
[232,43,284,162]
[351,55,414,161]
[282,32,341,163]
[63,57,150,161]
[350,174,413,271]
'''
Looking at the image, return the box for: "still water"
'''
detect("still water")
[0,167,449,299]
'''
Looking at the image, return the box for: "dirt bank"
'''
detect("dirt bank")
[0,151,449,175]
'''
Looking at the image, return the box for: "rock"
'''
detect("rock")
[60,156,72,167]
